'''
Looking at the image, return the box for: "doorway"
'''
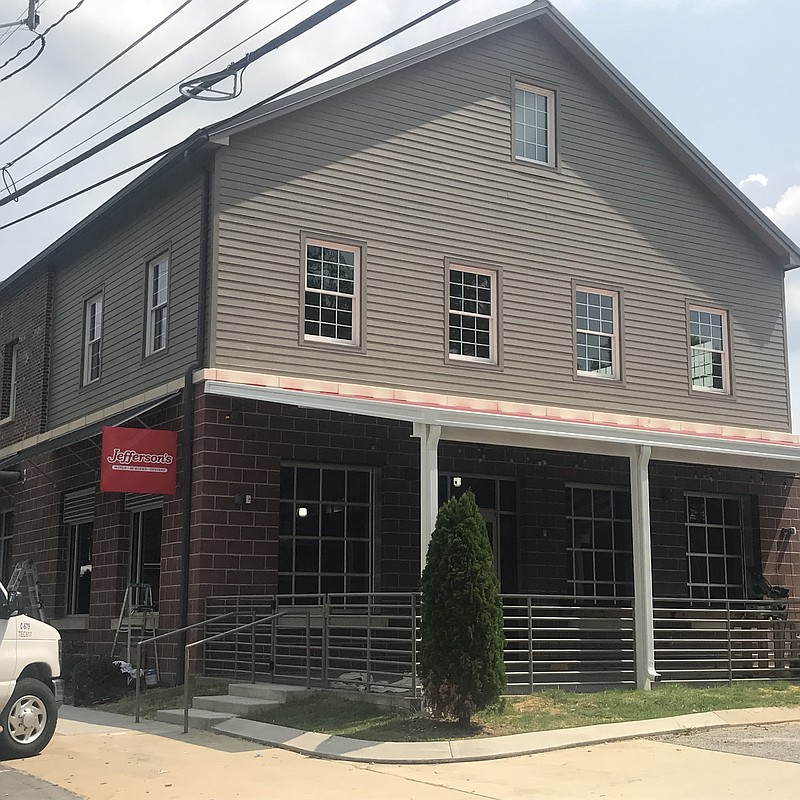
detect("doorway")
[439,474,518,593]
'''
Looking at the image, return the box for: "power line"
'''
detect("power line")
[0,0,85,72]
[2,0,256,171]
[0,31,43,82]
[0,0,359,207]
[0,145,178,232]
[0,0,463,229]
[0,0,198,149]
[16,0,313,183]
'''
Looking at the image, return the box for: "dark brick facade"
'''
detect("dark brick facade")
[0,269,52,448]
[3,388,798,677]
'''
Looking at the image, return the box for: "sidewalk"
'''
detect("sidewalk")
[213,705,800,763]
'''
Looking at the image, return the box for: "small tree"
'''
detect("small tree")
[418,491,506,724]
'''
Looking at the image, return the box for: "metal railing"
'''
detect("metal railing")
[203,593,419,694]
[133,610,240,723]
[183,609,309,734]
[654,597,800,684]
[503,595,635,691]
[130,593,800,725]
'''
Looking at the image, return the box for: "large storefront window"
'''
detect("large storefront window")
[279,465,373,598]
[0,510,12,585]
[567,485,632,599]
[686,494,746,600]
[439,474,518,593]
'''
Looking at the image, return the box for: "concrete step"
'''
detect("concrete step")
[227,683,314,702]
[155,708,234,731]
[192,694,282,715]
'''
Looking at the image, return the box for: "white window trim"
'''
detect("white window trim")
[447,264,498,365]
[0,343,18,423]
[575,286,620,380]
[688,304,730,394]
[83,293,103,386]
[145,255,169,356]
[303,238,361,347]
[514,81,556,168]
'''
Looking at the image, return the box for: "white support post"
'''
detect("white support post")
[630,444,658,690]
[418,423,441,573]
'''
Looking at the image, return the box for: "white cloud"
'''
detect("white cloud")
[738,173,769,190]
[761,185,800,244]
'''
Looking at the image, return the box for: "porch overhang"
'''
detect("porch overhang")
[202,376,800,474]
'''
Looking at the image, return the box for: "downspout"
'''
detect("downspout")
[176,154,211,682]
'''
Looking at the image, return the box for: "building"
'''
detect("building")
[1,0,799,691]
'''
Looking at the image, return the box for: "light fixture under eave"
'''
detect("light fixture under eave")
[297,507,308,518]
[453,477,462,488]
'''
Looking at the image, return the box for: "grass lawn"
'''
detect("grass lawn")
[97,680,229,719]
[245,682,800,742]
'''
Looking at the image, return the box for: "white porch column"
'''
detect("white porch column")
[418,423,441,573]
[630,444,659,690]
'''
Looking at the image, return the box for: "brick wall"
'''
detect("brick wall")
[0,270,52,448]
[191,394,800,610]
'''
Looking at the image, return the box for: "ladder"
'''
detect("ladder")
[7,560,46,622]
[111,583,159,680]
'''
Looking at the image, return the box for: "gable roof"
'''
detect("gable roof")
[4,0,798,295]
[206,0,800,269]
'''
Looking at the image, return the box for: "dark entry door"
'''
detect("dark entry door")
[439,474,518,593]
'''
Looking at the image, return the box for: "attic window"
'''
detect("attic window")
[514,82,555,167]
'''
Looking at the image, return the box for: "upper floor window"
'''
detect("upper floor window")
[83,293,103,385]
[514,82,555,167]
[575,287,619,379]
[689,306,729,393]
[146,255,169,356]
[0,341,18,422]
[303,240,359,345]
[448,266,497,363]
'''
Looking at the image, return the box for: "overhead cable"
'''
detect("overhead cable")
[0,0,198,148]
[16,0,313,183]
[2,0,256,171]
[0,0,85,72]
[0,0,358,207]
[0,0,463,224]
[0,32,43,83]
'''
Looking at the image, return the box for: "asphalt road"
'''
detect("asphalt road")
[656,721,800,764]
[0,766,82,799]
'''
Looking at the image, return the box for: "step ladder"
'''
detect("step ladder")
[111,583,159,680]
[7,560,46,621]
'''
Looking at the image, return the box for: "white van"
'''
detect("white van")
[0,582,63,759]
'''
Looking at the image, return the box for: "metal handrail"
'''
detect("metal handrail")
[134,610,240,723]
[182,609,310,734]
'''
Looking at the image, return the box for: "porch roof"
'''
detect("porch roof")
[200,370,800,474]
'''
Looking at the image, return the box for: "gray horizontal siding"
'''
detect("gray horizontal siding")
[213,21,789,431]
[48,173,203,428]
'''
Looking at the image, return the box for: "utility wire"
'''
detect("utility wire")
[0,145,178,232]
[0,0,85,72]
[0,0,358,207]
[16,0,313,183]
[2,0,255,171]
[0,32,43,82]
[0,0,463,225]
[0,0,198,149]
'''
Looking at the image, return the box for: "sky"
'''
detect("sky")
[0,0,798,420]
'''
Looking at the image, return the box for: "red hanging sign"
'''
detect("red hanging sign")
[100,427,178,495]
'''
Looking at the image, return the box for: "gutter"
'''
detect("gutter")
[176,151,212,681]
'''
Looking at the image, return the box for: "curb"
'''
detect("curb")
[211,707,800,764]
